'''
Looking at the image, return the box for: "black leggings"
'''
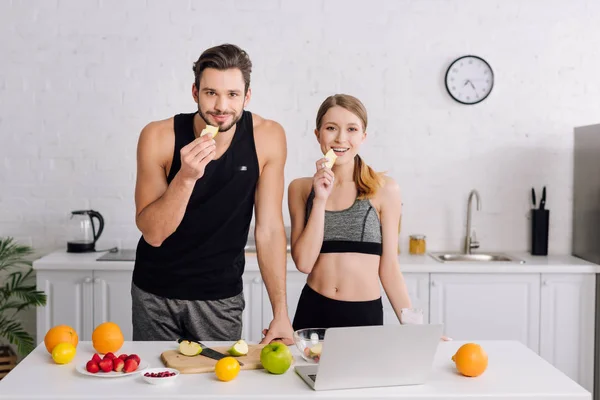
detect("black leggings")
[292,284,384,330]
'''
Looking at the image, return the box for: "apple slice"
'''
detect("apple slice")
[228,339,249,356]
[308,343,322,358]
[200,124,219,139]
[324,149,337,168]
[178,340,202,356]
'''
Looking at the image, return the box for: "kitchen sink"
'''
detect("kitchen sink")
[429,252,525,264]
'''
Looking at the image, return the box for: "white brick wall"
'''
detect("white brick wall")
[1,0,600,257]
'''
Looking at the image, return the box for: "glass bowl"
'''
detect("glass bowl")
[293,328,327,363]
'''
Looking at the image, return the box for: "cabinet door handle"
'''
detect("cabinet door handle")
[84,277,92,283]
[431,281,436,287]
[253,277,261,284]
[543,280,549,286]
[94,278,100,284]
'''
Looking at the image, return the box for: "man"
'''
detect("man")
[131,44,293,345]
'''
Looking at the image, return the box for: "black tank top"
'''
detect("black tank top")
[132,111,259,300]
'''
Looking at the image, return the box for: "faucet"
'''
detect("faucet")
[465,190,481,254]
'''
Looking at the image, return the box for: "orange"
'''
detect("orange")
[44,325,78,354]
[92,322,124,354]
[451,343,488,377]
[215,356,240,382]
[51,342,76,364]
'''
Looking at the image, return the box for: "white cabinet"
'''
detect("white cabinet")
[539,274,596,393]
[36,270,132,342]
[92,271,133,342]
[241,272,265,344]
[429,273,541,353]
[382,273,430,324]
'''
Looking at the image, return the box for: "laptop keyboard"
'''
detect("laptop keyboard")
[308,374,317,382]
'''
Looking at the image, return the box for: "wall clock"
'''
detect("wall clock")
[445,55,494,105]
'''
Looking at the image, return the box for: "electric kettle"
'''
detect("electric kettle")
[67,210,105,253]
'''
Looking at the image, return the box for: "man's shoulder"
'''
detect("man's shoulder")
[251,113,284,138]
[250,113,286,162]
[141,116,175,138]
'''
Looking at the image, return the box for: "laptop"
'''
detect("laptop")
[295,324,444,391]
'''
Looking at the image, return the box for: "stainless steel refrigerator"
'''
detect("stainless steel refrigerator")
[572,123,600,400]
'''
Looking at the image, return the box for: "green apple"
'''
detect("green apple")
[179,340,202,356]
[260,342,293,374]
[228,339,249,356]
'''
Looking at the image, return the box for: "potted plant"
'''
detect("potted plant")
[0,237,47,374]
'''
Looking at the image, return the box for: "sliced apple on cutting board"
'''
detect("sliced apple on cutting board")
[324,149,337,168]
[200,124,219,139]
[227,339,249,356]
[179,340,202,356]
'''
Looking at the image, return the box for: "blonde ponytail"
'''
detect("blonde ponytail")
[353,154,385,199]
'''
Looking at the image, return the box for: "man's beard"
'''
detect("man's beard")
[197,105,243,133]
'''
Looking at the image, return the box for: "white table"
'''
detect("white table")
[0,340,590,399]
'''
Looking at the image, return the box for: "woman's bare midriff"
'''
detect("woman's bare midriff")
[306,253,381,301]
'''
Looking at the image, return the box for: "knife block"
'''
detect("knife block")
[531,209,549,256]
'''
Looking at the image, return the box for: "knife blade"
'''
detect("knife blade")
[540,186,546,210]
[177,338,244,366]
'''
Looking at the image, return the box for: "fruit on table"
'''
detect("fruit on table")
[98,358,113,373]
[127,354,141,365]
[92,322,124,354]
[227,339,249,356]
[51,342,76,364]
[44,325,78,354]
[123,358,139,373]
[86,360,100,373]
[260,342,293,374]
[179,340,202,356]
[112,358,124,372]
[145,371,176,378]
[452,343,488,377]
[215,356,240,382]
[85,353,141,374]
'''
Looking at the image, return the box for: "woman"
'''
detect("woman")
[288,94,413,330]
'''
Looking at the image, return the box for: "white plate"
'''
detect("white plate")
[76,361,149,378]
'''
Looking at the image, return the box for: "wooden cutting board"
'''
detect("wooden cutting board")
[160,344,266,374]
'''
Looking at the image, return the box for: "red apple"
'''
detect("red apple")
[85,360,99,373]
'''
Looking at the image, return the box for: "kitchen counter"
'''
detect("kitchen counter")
[32,249,600,274]
[0,340,589,399]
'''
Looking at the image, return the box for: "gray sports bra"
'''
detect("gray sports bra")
[305,189,383,255]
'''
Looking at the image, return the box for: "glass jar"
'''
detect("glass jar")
[409,234,426,255]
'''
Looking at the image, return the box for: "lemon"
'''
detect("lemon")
[51,342,76,364]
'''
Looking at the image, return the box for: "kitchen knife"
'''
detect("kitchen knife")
[177,338,244,366]
[540,186,546,210]
[531,188,536,208]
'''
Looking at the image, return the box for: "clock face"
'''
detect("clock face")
[445,55,494,105]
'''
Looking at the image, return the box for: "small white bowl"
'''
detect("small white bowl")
[142,368,180,385]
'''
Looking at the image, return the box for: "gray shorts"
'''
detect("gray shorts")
[131,282,244,341]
